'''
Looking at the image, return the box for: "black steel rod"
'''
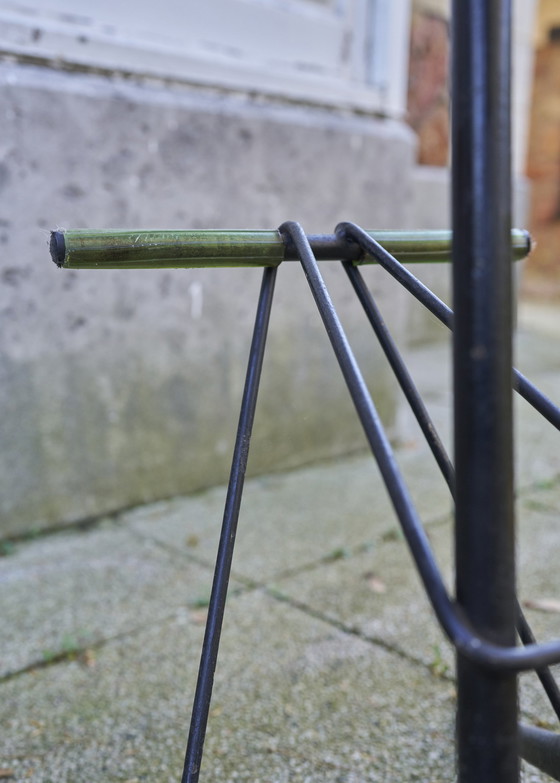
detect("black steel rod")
[281,221,560,673]
[336,222,454,329]
[516,603,560,723]
[336,222,560,432]
[520,725,560,781]
[344,258,560,718]
[281,219,458,630]
[181,266,277,783]
[452,3,518,782]
[342,260,455,494]
[515,374,560,429]
[344,257,560,719]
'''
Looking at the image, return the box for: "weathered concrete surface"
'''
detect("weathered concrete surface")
[0,60,533,538]
[0,61,421,537]
[1,594,458,783]
[0,517,222,678]
[0,315,559,781]
[124,450,452,583]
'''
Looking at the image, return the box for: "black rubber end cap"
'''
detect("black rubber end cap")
[50,231,66,267]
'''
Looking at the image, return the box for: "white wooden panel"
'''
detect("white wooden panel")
[0,0,411,116]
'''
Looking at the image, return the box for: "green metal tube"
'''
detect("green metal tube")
[50,228,532,270]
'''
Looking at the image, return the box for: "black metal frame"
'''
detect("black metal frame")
[452,2,517,780]
[179,5,560,781]
[43,0,560,779]
[180,219,560,782]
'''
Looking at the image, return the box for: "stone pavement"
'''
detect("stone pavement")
[1,304,560,782]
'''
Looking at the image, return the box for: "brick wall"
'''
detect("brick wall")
[525,31,560,295]
[406,9,450,166]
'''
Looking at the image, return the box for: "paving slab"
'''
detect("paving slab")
[0,588,549,782]
[518,504,560,623]
[401,330,560,490]
[269,496,560,728]
[270,518,454,671]
[0,589,459,782]
[124,451,452,584]
[514,371,560,488]
[511,328,560,489]
[1,313,559,782]
[522,482,560,516]
[516,334,560,377]
[0,520,220,678]
[516,501,560,728]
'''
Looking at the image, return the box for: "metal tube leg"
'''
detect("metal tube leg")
[516,603,560,723]
[342,260,455,494]
[452,2,518,781]
[520,725,560,781]
[344,258,560,722]
[181,266,277,783]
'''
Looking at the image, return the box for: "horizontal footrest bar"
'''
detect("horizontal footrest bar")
[50,228,532,270]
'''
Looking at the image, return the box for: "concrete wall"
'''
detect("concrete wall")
[0,62,418,537]
[0,0,537,537]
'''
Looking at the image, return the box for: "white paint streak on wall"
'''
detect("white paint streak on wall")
[188,281,203,320]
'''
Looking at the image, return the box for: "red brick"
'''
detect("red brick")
[406,11,450,166]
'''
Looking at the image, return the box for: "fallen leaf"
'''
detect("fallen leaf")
[190,610,208,626]
[79,649,96,668]
[186,535,200,548]
[397,439,419,451]
[523,598,560,614]
[535,718,556,730]
[363,572,387,594]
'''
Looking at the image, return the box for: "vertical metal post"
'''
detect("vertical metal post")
[452,2,518,782]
